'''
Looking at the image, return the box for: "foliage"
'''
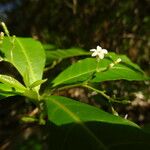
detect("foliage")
[0,23,150,149]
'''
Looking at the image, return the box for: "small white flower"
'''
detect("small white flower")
[90,46,108,60]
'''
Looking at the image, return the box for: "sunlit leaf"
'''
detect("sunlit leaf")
[52,53,148,87]
[46,96,138,126]
[45,96,150,150]
[29,79,47,89]
[0,83,16,100]
[1,37,45,90]
[0,74,26,91]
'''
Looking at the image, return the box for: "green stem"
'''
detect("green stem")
[83,84,110,99]
[53,83,129,105]
[54,83,83,92]
[82,84,119,116]
[44,59,62,72]
[96,59,99,72]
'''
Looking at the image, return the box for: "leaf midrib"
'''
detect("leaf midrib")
[16,38,36,82]
[53,66,107,86]
[53,69,94,86]
[53,65,133,86]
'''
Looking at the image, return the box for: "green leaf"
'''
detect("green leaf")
[0,93,15,100]
[1,37,46,88]
[45,96,150,150]
[107,53,144,73]
[23,89,39,100]
[43,44,56,50]
[0,83,16,99]
[92,64,148,83]
[52,58,96,86]
[52,53,149,87]
[46,96,138,126]
[0,83,14,92]
[0,74,26,91]
[29,79,47,89]
[46,48,89,64]
[92,53,149,82]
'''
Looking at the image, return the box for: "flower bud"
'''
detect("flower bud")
[1,22,9,36]
[109,63,115,68]
[116,58,122,63]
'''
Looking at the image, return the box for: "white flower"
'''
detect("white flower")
[90,46,108,60]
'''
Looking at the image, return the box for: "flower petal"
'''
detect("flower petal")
[91,52,98,57]
[97,46,102,51]
[102,49,108,54]
[90,49,96,52]
[98,53,104,59]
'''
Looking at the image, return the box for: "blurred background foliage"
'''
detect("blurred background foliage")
[0,0,150,149]
[0,0,150,73]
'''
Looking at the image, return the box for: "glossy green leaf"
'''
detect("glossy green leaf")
[23,89,39,100]
[46,48,89,63]
[52,53,149,87]
[0,37,45,88]
[107,53,144,73]
[93,52,147,82]
[45,96,150,150]
[92,64,148,82]
[46,96,138,126]
[0,83,14,92]
[52,58,96,86]
[29,79,47,89]
[0,74,26,91]
[0,83,16,99]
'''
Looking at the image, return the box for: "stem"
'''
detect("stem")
[83,84,110,99]
[53,83,129,104]
[44,59,62,72]
[82,84,119,104]
[50,82,130,116]
[96,59,99,72]
[82,84,120,116]
[54,83,83,92]
[28,107,39,116]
